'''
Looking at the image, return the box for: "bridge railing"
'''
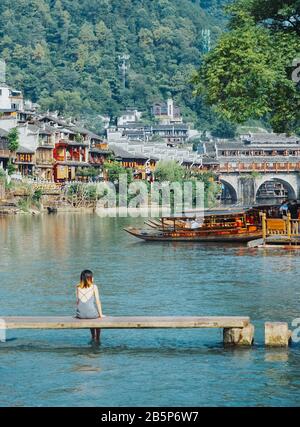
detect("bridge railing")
[218,163,300,173]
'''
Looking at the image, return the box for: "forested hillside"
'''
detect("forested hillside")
[0,0,228,126]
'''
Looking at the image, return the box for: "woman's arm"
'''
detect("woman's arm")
[76,286,79,304]
[94,285,104,317]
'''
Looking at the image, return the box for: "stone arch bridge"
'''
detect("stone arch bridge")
[219,172,300,205]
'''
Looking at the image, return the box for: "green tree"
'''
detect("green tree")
[211,119,237,139]
[7,127,19,152]
[6,128,19,176]
[7,161,16,176]
[75,133,84,143]
[193,0,300,133]
[155,160,185,182]
[0,168,5,181]
[104,161,133,184]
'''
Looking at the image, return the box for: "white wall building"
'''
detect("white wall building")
[0,84,12,110]
[0,116,18,132]
[117,109,142,126]
[17,123,40,151]
[99,115,111,129]
[0,60,24,112]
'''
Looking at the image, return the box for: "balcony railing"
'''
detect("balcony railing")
[38,140,54,147]
[58,139,89,146]
[36,159,54,165]
[90,158,104,164]
[55,155,87,163]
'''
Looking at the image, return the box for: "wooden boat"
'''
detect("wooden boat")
[124,207,263,243]
[47,207,58,214]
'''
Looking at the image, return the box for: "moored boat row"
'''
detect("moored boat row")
[124,206,265,243]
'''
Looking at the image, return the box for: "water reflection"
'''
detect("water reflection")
[265,350,290,363]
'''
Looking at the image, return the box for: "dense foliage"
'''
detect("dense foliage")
[0,0,227,128]
[155,160,185,182]
[194,0,300,133]
[104,161,133,184]
[7,128,19,153]
[154,160,221,207]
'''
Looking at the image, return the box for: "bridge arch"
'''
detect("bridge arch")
[220,179,238,204]
[255,177,297,203]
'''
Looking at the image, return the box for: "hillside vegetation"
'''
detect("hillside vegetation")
[0,0,228,126]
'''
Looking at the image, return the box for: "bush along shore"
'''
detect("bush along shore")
[0,180,95,215]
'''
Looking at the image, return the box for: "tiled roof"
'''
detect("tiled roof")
[37,144,54,149]
[0,108,17,113]
[18,124,40,134]
[245,133,300,144]
[0,140,9,151]
[60,127,77,135]
[55,161,90,167]
[0,128,8,138]
[150,124,189,131]
[17,146,35,154]
[202,157,220,165]
[38,115,67,127]
[110,144,148,160]
[203,142,217,154]
[118,123,146,129]
[36,123,59,135]
[90,148,111,155]
[39,130,52,136]
[216,142,247,150]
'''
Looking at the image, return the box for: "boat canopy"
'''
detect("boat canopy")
[163,207,256,221]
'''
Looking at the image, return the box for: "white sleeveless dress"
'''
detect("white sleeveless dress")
[76,285,99,319]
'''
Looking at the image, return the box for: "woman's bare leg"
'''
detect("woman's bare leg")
[90,328,96,340]
[95,329,101,342]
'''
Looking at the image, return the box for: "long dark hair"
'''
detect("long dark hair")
[80,270,94,289]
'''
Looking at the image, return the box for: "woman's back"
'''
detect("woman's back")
[76,284,99,319]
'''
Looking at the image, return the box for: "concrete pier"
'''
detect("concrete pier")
[265,322,292,347]
[0,316,253,346]
[223,324,255,346]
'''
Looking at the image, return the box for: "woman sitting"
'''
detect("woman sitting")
[76,270,104,343]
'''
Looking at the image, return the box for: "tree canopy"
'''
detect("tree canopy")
[155,160,185,182]
[7,127,19,153]
[193,0,300,133]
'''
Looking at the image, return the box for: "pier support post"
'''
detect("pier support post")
[265,322,291,347]
[223,324,254,346]
[0,319,6,343]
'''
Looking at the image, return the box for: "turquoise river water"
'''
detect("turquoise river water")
[0,214,300,407]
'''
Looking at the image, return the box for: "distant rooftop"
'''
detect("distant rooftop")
[110,144,149,161]
[0,128,8,138]
[17,146,35,154]
[244,133,300,144]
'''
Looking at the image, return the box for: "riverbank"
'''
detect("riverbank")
[0,181,97,215]
[0,203,95,215]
